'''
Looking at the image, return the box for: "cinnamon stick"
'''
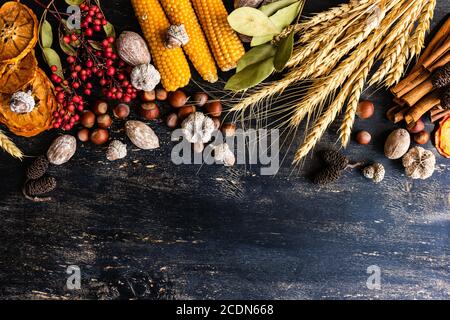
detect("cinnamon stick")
[431,109,450,122]
[430,105,444,117]
[394,106,409,123]
[405,91,441,124]
[402,79,434,107]
[386,105,402,122]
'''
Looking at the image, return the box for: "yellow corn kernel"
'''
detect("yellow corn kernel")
[161,0,218,83]
[191,0,245,72]
[131,0,191,92]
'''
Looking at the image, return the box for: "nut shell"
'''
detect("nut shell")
[384,129,410,159]
[116,31,151,66]
[47,135,77,165]
[125,120,160,150]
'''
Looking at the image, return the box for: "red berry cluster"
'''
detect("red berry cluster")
[50,1,137,131]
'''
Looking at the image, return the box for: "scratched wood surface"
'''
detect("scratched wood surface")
[0,0,449,300]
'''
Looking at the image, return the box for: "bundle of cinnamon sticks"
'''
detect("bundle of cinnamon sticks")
[388,16,450,126]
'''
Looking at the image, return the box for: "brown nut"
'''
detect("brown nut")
[141,90,156,102]
[81,111,96,128]
[77,128,90,142]
[156,88,168,101]
[193,92,209,107]
[166,113,179,129]
[408,119,425,133]
[414,130,430,145]
[92,100,108,115]
[97,114,113,129]
[222,123,236,137]
[356,100,375,119]
[90,128,109,145]
[168,90,187,108]
[356,130,371,145]
[140,102,160,120]
[113,103,130,120]
[178,106,196,120]
[212,117,221,130]
[205,101,222,117]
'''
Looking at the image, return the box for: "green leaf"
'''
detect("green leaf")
[237,43,277,72]
[40,20,53,48]
[228,7,280,37]
[274,30,294,71]
[225,57,275,92]
[103,22,116,38]
[42,47,64,79]
[65,0,84,5]
[260,0,298,16]
[251,1,301,47]
[88,40,103,51]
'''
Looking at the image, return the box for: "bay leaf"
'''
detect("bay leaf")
[260,0,298,16]
[228,7,280,37]
[225,57,275,92]
[65,0,84,4]
[237,43,277,72]
[40,20,53,48]
[42,48,64,79]
[274,30,294,71]
[103,22,116,38]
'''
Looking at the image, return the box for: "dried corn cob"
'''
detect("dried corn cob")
[161,0,218,83]
[131,0,191,91]
[191,0,245,72]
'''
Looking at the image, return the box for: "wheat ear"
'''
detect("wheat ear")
[408,0,437,59]
[0,130,24,160]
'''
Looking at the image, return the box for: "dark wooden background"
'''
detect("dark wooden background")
[0,0,449,300]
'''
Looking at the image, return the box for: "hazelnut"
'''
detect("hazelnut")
[113,103,130,120]
[168,90,187,108]
[81,111,96,128]
[166,113,179,129]
[178,106,196,120]
[141,90,155,102]
[140,102,160,120]
[77,128,90,142]
[193,92,209,107]
[205,101,222,117]
[90,128,109,145]
[356,130,371,145]
[356,100,374,119]
[97,114,113,129]
[156,88,168,101]
[408,119,425,133]
[212,117,221,130]
[222,123,236,137]
[414,130,430,145]
[92,100,108,115]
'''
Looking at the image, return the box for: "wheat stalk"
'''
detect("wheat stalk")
[0,130,24,160]
[408,0,437,59]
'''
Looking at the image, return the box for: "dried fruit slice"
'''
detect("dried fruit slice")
[0,50,37,94]
[0,69,58,137]
[435,116,450,158]
[0,1,38,63]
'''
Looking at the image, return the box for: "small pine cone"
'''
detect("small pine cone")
[24,177,57,196]
[321,150,349,170]
[441,87,450,110]
[431,63,450,89]
[313,166,342,185]
[26,156,49,180]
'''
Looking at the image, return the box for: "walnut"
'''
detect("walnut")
[165,24,189,49]
[181,112,215,144]
[131,63,161,92]
[402,147,436,180]
[363,163,385,183]
[214,143,236,167]
[10,90,35,114]
[106,140,127,161]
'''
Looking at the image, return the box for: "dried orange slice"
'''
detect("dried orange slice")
[0,69,58,137]
[435,115,450,158]
[0,50,37,94]
[0,1,38,63]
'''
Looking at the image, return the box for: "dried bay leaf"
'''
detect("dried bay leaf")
[40,20,53,48]
[42,48,63,78]
[260,0,298,16]
[225,57,275,92]
[237,43,277,72]
[228,7,280,37]
[274,30,294,71]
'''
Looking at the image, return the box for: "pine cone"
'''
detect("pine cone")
[321,150,349,170]
[313,166,342,185]
[441,87,450,110]
[26,156,49,180]
[431,63,450,89]
[24,177,57,196]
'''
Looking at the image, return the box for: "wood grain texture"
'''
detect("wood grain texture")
[0,0,449,300]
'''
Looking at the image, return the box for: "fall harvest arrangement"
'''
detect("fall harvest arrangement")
[0,0,448,201]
